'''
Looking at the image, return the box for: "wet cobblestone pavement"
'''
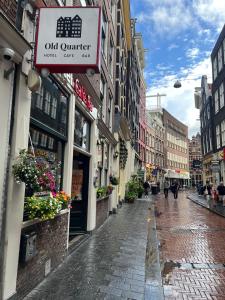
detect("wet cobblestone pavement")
[155,191,225,299]
[25,199,150,300]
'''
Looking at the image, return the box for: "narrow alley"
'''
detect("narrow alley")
[21,192,225,300]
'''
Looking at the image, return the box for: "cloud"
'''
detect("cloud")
[193,0,225,31]
[146,57,212,138]
[186,47,200,59]
[168,43,179,51]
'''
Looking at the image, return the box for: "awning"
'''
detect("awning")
[164,169,190,179]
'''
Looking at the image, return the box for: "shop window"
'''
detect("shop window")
[74,108,91,152]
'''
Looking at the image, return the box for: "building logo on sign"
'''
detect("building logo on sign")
[35,7,101,74]
[56,15,82,38]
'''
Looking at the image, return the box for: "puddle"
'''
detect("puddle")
[162,261,181,284]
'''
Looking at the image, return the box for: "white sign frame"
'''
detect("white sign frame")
[35,6,101,73]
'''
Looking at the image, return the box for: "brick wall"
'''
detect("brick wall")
[13,212,68,300]
[96,196,109,229]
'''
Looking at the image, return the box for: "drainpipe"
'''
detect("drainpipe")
[0,64,18,300]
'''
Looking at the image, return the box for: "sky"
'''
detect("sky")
[130,0,225,137]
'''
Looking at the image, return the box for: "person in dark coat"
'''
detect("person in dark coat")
[143,181,150,197]
[217,182,225,205]
[171,180,179,199]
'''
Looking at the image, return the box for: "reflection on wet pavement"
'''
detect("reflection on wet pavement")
[155,191,225,299]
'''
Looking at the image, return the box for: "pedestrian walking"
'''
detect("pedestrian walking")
[163,178,170,198]
[143,181,150,198]
[217,182,225,206]
[171,180,179,199]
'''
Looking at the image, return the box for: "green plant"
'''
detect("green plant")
[109,175,119,185]
[137,185,144,197]
[96,186,108,198]
[25,195,62,221]
[125,191,137,203]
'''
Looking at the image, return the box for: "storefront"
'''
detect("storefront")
[164,169,190,186]
[70,77,98,237]
[70,107,91,235]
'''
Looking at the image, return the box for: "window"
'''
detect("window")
[101,10,107,57]
[207,105,210,119]
[213,56,217,81]
[218,46,223,72]
[51,98,57,119]
[31,129,40,146]
[216,125,221,149]
[219,82,224,108]
[48,137,54,149]
[109,38,114,78]
[223,38,225,65]
[40,134,48,147]
[215,90,219,113]
[74,108,91,151]
[106,95,112,129]
[44,92,51,115]
[36,87,44,109]
[221,120,225,146]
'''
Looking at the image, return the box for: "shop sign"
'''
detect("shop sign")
[74,78,93,111]
[35,7,101,73]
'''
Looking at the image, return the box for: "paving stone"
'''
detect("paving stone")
[24,200,150,300]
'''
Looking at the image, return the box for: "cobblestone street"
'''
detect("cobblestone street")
[24,199,150,300]
[155,191,225,299]
[22,192,225,300]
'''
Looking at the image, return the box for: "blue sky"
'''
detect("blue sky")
[130,0,225,137]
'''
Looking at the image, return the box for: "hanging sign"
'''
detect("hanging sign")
[74,78,93,111]
[35,7,101,73]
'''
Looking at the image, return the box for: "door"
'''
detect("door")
[70,152,89,235]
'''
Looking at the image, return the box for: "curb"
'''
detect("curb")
[187,194,225,219]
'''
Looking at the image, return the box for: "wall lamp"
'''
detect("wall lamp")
[113,150,119,159]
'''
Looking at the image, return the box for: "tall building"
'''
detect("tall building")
[145,114,156,181]
[163,109,189,186]
[146,104,165,184]
[189,133,203,186]
[0,0,146,299]
[195,76,213,184]
[210,25,225,184]
[135,33,146,171]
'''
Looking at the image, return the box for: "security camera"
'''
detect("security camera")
[86,68,95,77]
[0,48,15,61]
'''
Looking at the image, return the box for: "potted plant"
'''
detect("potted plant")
[96,186,107,199]
[137,185,144,198]
[109,175,119,185]
[25,195,62,221]
[125,191,137,203]
[55,191,71,209]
